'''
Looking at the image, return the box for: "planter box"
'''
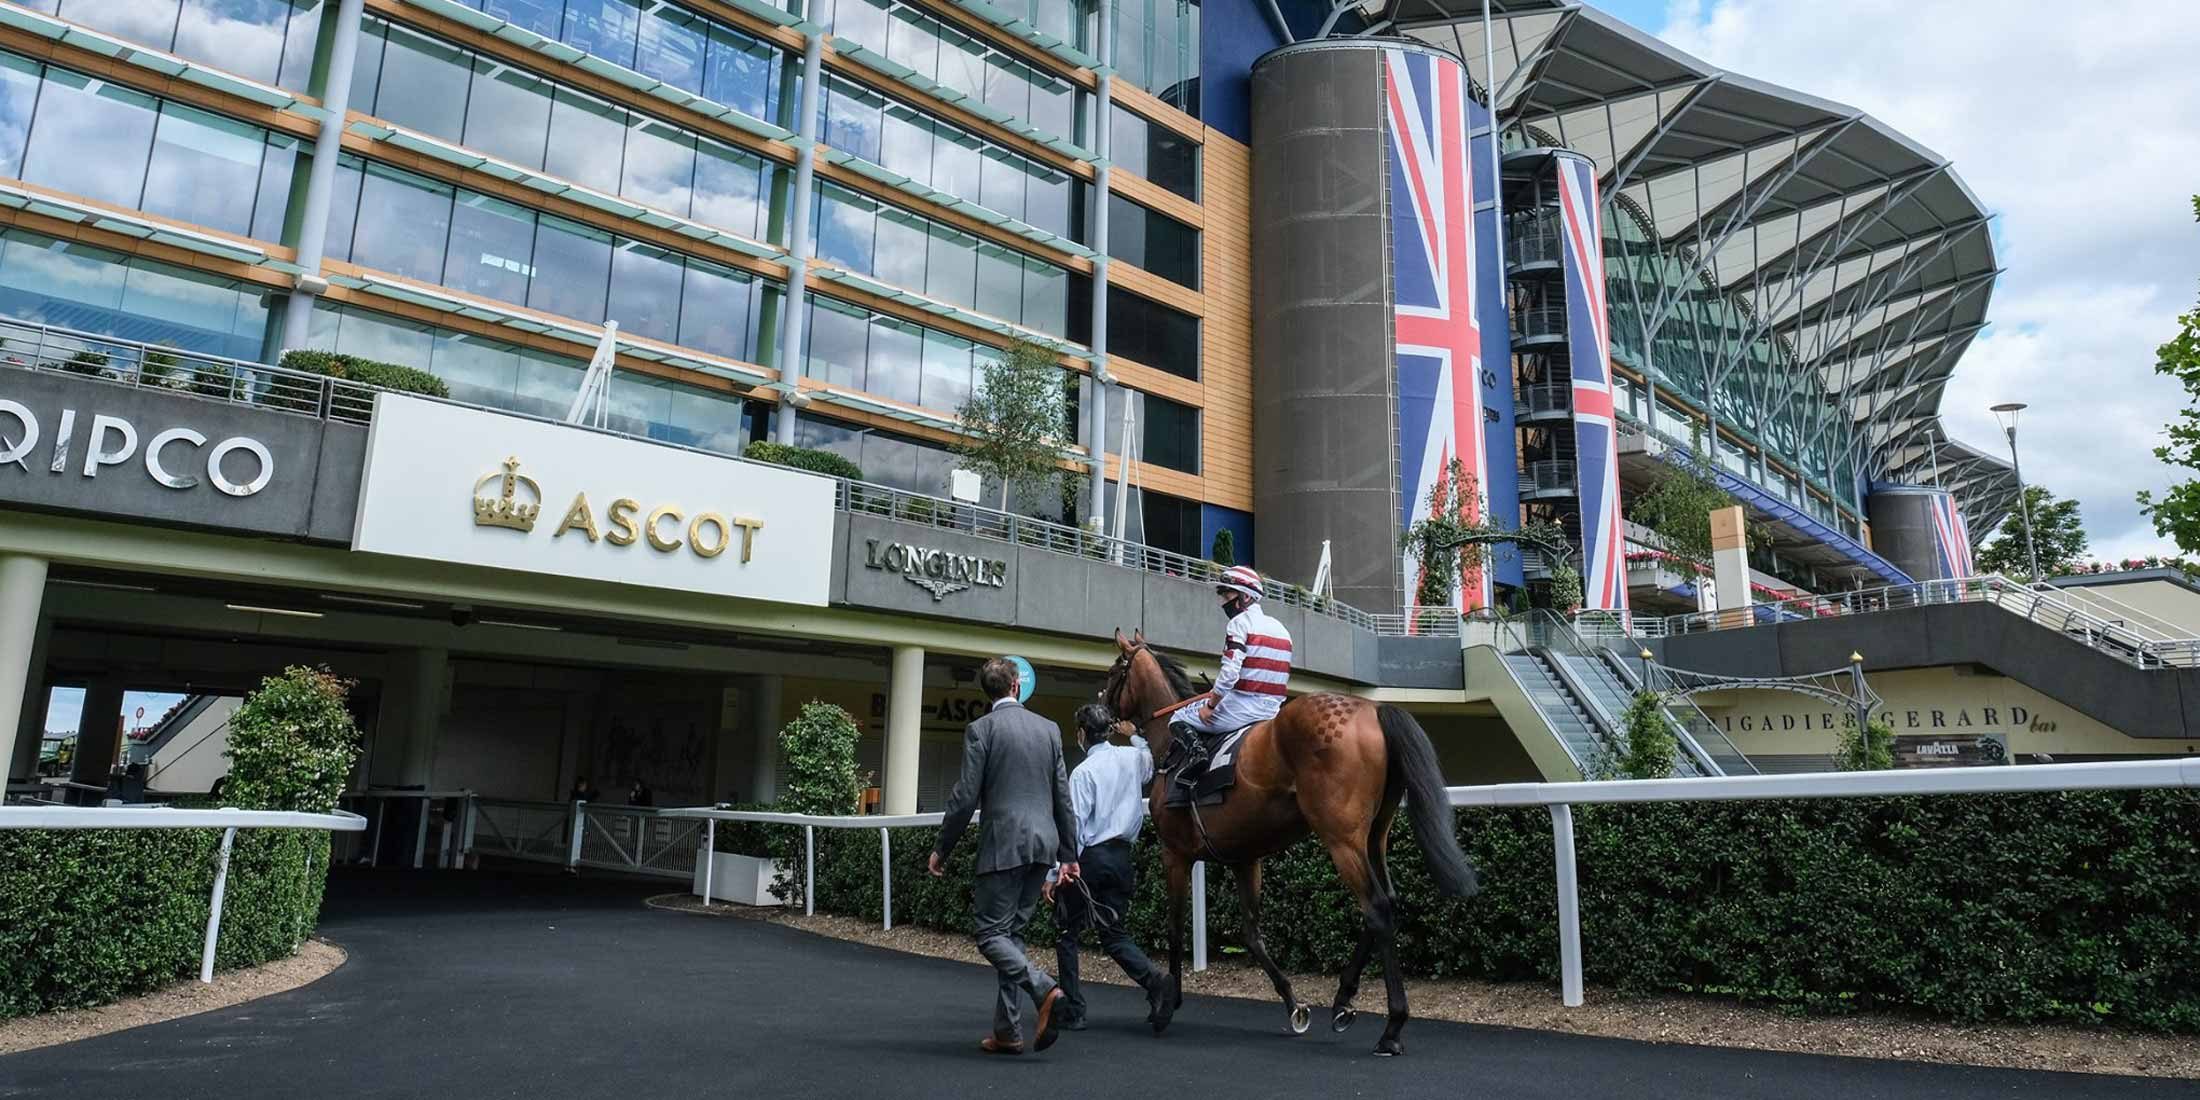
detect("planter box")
[692,850,789,906]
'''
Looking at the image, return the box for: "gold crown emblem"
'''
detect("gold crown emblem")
[472,456,541,533]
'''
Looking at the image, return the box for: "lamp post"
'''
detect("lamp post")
[1990,402,2042,581]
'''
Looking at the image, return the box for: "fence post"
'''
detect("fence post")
[1191,861,1207,973]
[702,818,717,905]
[461,794,477,871]
[567,801,586,870]
[412,796,430,869]
[369,799,386,868]
[879,826,892,932]
[804,825,816,918]
[199,825,238,983]
[1548,804,1583,1007]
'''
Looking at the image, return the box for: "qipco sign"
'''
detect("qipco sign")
[0,400,274,497]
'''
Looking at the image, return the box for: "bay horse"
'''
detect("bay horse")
[1101,629,1480,1056]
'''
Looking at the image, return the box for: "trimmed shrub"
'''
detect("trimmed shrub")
[1617,691,1677,779]
[744,440,863,481]
[771,702,863,906]
[1837,718,1897,771]
[275,349,449,403]
[223,666,362,815]
[799,791,2200,1032]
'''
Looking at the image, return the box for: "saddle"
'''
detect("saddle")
[1164,723,1251,809]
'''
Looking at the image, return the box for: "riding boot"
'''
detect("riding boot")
[1166,721,1206,809]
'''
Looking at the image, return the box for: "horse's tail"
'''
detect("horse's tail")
[1377,704,1481,898]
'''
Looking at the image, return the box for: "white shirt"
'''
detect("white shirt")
[1069,735,1151,851]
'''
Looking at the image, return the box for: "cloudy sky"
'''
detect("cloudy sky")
[1584,0,2200,561]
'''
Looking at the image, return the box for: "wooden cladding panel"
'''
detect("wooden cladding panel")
[1196,128,1254,513]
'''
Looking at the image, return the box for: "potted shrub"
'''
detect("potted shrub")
[693,804,787,906]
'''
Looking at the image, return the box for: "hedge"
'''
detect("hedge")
[275,349,449,401]
[793,791,2200,1032]
[743,440,862,481]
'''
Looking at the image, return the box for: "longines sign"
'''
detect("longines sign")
[352,395,834,605]
[862,538,1007,601]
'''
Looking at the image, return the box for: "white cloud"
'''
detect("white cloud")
[1655,0,2200,561]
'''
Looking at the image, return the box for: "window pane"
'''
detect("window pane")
[977,146,1026,224]
[879,102,932,185]
[982,55,1027,121]
[665,383,747,454]
[634,2,705,94]
[348,18,385,112]
[1028,70,1071,140]
[526,214,613,323]
[814,185,875,273]
[923,222,975,308]
[932,128,982,207]
[1020,256,1065,335]
[545,88,627,194]
[352,162,454,282]
[973,242,1021,322]
[443,190,537,304]
[605,240,684,342]
[23,68,158,209]
[374,24,471,140]
[331,304,434,367]
[829,0,889,53]
[321,155,365,262]
[806,297,869,390]
[793,412,863,471]
[171,0,293,84]
[620,114,696,216]
[702,24,772,120]
[141,102,264,235]
[0,232,128,332]
[919,328,972,413]
[463,58,553,169]
[606,369,672,440]
[872,206,929,293]
[935,26,986,100]
[692,139,765,240]
[561,0,640,68]
[116,258,251,356]
[822,78,882,164]
[276,0,322,91]
[0,53,38,179]
[867,314,921,405]
[514,345,583,416]
[884,6,938,83]
[480,0,561,38]
[431,328,522,407]
[249,134,299,244]
[1027,165,1071,238]
[1142,392,1199,473]
[677,258,753,360]
[54,1,180,52]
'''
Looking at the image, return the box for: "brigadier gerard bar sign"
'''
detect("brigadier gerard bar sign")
[351,395,834,605]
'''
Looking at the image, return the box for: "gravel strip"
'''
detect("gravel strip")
[646,895,2196,1079]
[0,940,348,1055]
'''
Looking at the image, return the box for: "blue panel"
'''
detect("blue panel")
[1467,91,1521,588]
[1198,0,1299,143]
[1199,503,1256,567]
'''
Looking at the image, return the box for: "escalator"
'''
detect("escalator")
[1500,651,1610,772]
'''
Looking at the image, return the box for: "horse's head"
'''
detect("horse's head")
[1101,628,1150,722]
[1101,628,1197,733]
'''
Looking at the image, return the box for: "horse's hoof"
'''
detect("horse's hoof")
[1288,1003,1311,1035]
[1373,1037,1404,1057]
[1331,1007,1356,1033]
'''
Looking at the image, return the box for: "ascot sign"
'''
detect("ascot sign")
[353,395,834,605]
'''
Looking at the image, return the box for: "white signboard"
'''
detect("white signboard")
[353,395,834,606]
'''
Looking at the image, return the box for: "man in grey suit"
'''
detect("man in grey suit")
[927,656,1080,1055]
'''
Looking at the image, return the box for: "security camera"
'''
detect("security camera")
[450,605,476,627]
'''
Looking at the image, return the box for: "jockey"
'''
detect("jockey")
[1167,565,1291,805]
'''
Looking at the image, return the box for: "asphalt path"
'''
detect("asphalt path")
[1,869,2184,1100]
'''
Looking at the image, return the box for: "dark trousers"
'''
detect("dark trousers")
[1054,838,1158,1018]
[974,863,1057,1039]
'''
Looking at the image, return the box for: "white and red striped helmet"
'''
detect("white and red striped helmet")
[1215,565,1265,603]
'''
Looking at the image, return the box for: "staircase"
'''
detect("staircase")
[1501,651,1609,772]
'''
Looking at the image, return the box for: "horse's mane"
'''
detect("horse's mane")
[1146,648,1197,701]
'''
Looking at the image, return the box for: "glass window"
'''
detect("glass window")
[1028,70,1072,141]
[806,297,869,390]
[117,257,256,356]
[973,242,1022,322]
[464,58,554,170]
[677,258,753,360]
[871,206,929,294]
[55,1,181,55]
[373,24,472,141]
[1109,194,1198,289]
[919,328,973,413]
[828,0,890,53]
[1020,255,1066,335]
[866,313,922,405]
[923,222,976,306]
[620,114,696,216]
[1114,0,1150,92]
[353,162,454,283]
[605,240,684,342]
[0,53,37,179]
[703,24,773,122]
[443,190,537,304]
[1026,165,1071,239]
[174,0,303,86]
[561,0,640,68]
[879,102,933,185]
[1142,392,1199,474]
[665,383,748,454]
[1111,103,1197,201]
[330,303,435,367]
[321,155,365,262]
[884,5,938,83]
[514,344,583,416]
[276,0,322,92]
[607,370,674,440]
[932,128,983,209]
[1141,491,1200,558]
[982,56,1028,122]
[431,328,522,408]
[1109,286,1197,379]
[977,146,1027,225]
[0,232,127,333]
[141,102,265,236]
[527,214,613,323]
[814,184,876,274]
[692,139,766,241]
[249,134,299,244]
[935,25,986,101]
[823,78,883,165]
[635,2,705,95]
[480,0,561,38]
[545,88,628,195]
[23,67,158,210]
[348,18,385,112]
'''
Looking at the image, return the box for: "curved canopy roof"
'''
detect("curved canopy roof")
[1364,0,2018,531]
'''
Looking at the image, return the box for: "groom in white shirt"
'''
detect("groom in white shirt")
[1048,703,1168,1031]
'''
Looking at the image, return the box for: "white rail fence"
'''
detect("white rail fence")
[0,805,367,983]
[339,790,476,870]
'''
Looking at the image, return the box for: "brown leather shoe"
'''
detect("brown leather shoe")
[1033,987,1065,1052]
[979,1035,1024,1055]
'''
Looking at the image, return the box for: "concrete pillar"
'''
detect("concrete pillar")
[882,645,924,815]
[747,675,782,803]
[711,681,743,805]
[1710,505,1751,627]
[370,647,448,788]
[0,554,46,783]
[1084,5,1114,527]
[9,612,52,783]
[275,0,367,354]
[71,673,127,792]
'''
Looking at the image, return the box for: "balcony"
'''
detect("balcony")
[1506,214,1564,273]
[1518,459,1577,500]
[1515,382,1572,422]
[1511,303,1568,347]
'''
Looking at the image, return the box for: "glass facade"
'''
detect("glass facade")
[0,227,271,361]
[813,182,1074,338]
[350,18,780,243]
[1107,1,1199,116]
[1108,104,1198,202]
[821,73,1074,240]
[815,0,1083,144]
[1103,193,1198,290]
[438,0,783,123]
[1102,285,1198,379]
[0,51,299,243]
[28,0,324,90]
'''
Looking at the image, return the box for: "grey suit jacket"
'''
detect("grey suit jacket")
[933,700,1078,874]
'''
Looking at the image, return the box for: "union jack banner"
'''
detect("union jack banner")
[1928,491,1975,578]
[1383,48,1488,615]
[1555,153,1629,616]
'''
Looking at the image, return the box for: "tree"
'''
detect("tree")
[1975,485,2090,580]
[2137,195,2200,552]
[957,339,1068,510]
[1836,717,1895,772]
[1616,691,1677,779]
[1400,459,1572,610]
[223,666,362,814]
[777,701,861,816]
[1625,436,1764,571]
[1210,527,1235,567]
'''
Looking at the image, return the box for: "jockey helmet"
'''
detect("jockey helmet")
[1215,565,1265,603]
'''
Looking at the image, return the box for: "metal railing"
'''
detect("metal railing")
[1514,383,1571,417]
[460,798,706,880]
[1506,214,1563,268]
[338,790,476,870]
[0,804,367,983]
[1512,303,1568,341]
[0,315,380,423]
[1448,757,2200,1007]
[1655,575,2200,669]
[1518,459,1576,496]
